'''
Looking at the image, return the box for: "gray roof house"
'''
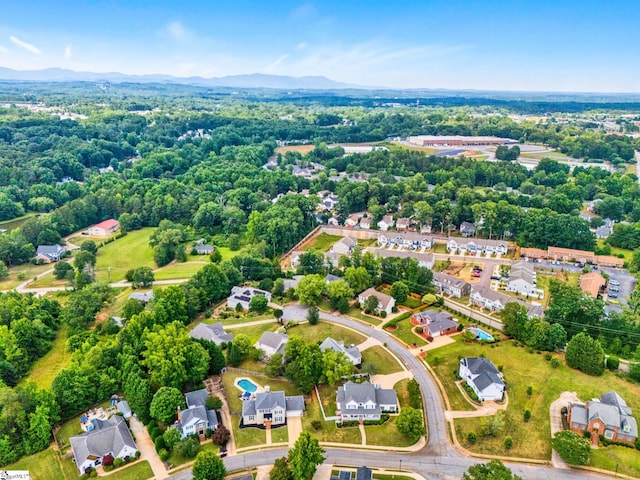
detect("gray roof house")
[255,332,288,358]
[332,236,358,255]
[459,357,505,402]
[412,310,458,337]
[319,337,362,366]
[189,322,234,345]
[460,221,476,237]
[242,390,305,426]
[194,245,215,255]
[336,381,398,421]
[596,218,615,239]
[568,391,638,444]
[129,291,154,303]
[35,244,65,262]
[70,416,137,474]
[116,400,132,419]
[174,388,218,439]
[356,467,373,480]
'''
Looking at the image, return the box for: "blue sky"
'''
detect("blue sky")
[0,0,639,91]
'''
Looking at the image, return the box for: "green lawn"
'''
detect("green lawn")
[106,461,154,480]
[302,396,362,444]
[386,313,427,347]
[94,228,156,282]
[228,321,278,344]
[590,445,640,478]
[26,269,69,288]
[217,246,239,262]
[0,212,37,231]
[22,326,72,389]
[365,416,414,447]
[360,346,403,375]
[429,338,640,461]
[304,233,343,252]
[153,260,207,280]
[271,425,289,443]
[0,262,56,289]
[234,424,266,449]
[214,310,276,326]
[168,441,218,468]
[316,383,339,417]
[346,306,382,326]
[287,321,366,346]
[597,239,632,262]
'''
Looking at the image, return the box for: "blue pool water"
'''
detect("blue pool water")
[468,327,494,342]
[237,378,258,393]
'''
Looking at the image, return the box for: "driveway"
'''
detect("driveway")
[550,392,580,469]
[129,416,167,480]
[287,416,303,447]
[370,371,412,389]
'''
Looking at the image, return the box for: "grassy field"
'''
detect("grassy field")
[271,425,289,443]
[22,326,72,389]
[234,425,267,449]
[390,143,438,155]
[214,311,276,326]
[365,416,413,447]
[94,228,156,282]
[0,262,56,289]
[429,338,640,460]
[316,383,339,416]
[153,261,207,280]
[287,320,366,346]
[25,269,70,288]
[386,313,427,347]
[0,212,37,231]
[360,346,403,375]
[346,306,382,326]
[304,233,343,252]
[590,444,640,478]
[597,239,632,262]
[302,393,362,444]
[230,321,278,344]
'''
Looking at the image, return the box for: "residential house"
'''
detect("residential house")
[242,390,305,426]
[395,218,410,231]
[70,416,137,474]
[568,391,638,445]
[254,332,288,358]
[129,291,154,303]
[370,248,435,270]
[189,322,234,345]
[327,216,340,227]
[116,400,132,419]
[446,238,508,256]
[175,389,219,439]
[194,245,215,255]
[377,215,395,231]
[412,310,458,337]
[520,247,548,260]
[420,221,433,234]
[359,216,371,229]
[227,286,272,311]
[432,272,471,298]
[319,337,362,366]
[579,271,607,298]
[596,219,615,239]
[345,213,363,228]
[283,275,304,291]
[459,357,505,402]
[87,219,120,236]
[325,274,341,283]
[460,222,476,237]
[469,286,511,312]
[506,261,539,297]
[358,287,396,315]
[355,467,373,480]
[336,381,398,421]
[332,236,358,255]
[35,244,65,263]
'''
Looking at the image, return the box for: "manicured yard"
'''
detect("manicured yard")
[153,260,207,280]
[597,239,632,262]
[228,321,278,344]
[94,228,156,282]
[234,424,267,449]
[271,425,289,443]
[316,383,339,417]
[386,313,427,347]
[0,212,37,231]
[214,310,276,326]
[168,441,218,467]
[302,394,362,444]
[304,233,343,252]
[287,321,366,346]
[360,346,403,375]
[55,400,112,453]
[347,306,382,326]
[394,378,411,409]
[105,461,154,480]
[429,338,640,461]
[22,326,72,389]
[365,416,414,447]
[590,444,640,478]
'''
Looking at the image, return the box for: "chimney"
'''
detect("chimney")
[177,406,181,423]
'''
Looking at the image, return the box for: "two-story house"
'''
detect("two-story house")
[336,381,398,421]
[568,392,638,445]
[358,287,395,316]
[432,272,471,298]
[242,390,305,427]
[174,389,219,439]
[459,357,505,402]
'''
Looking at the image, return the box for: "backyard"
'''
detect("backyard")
[360,346,403,375]
[288,320,367,346]
[428,337,640,461]
[303,233,343,252]
[302,391,362,444]
[385,313,427,347]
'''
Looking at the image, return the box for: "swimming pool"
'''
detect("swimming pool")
[468,327,494,342]
[237,378,258,393]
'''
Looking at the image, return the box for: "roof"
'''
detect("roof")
[461,357,504,392]
[189,322,234,345]
[325,274,341,283]
[460,221,475,232]
[285,395,306,411]
[129,291,154,303]
[195,245,215,253]
[335,236,357,248]
[579,272,606,298]
[601,391,632,415]
[92,219,119,230]
[471,286,511,304]
[181,405,209,428]
[427,318,459,334]
[185,389,210,408]
[396,217,410,227]
[36,244,64,256]
[116,401,132,419]
[433,272,470,290]
[379,215,394,225]
[548,246,595,258]
[255,332,288,352]
[355,467,373,480]
[319,337,362,364]
[596,255,624,266]
[509,261,536,286]
[414,310,453,324]
[338,381,377,405]
[570,403,588,425]
[70,416,136,465]
[520,247,548,258]
[358,287,394,310]
[256,391,286,410]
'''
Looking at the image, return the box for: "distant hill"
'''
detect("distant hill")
[0,67,365,90]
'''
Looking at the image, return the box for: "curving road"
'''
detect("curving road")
[170,304,614,480]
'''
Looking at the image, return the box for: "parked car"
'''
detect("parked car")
[609,279,620,286]
[608,293,618,298]
[610,286,619,292]
[491,275,501,280]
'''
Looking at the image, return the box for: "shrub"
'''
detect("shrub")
[206,396,223,410]
[80,473,91,480]
[524,410,532,422]
[104,465,114,472]
[526,386,533,397]
[102,454,114,466]
[544,352,552,361]
[135,450,141,459]
[550,358,560,368]
[113,458,124,468]
[607,356,620,371]
[212,425,231,445]
[159,448,169,461]
[504,436,513,449]
[90,470,98,478]
[467,431,477,443]
[415,326,423,334]
[154,436,166,452]
[311,420,322,430]
[381,310,388,318]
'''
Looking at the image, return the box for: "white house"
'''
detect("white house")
[469,286,511,312]
[395,218,410,231]
[459,357,505,402]
[460,222,476,237]
[358,287,395,315]
[377,215,395,231]
[319,337,362,366]
[447,238,508,256]
[87,219,120,237]
[254,331,288,357]
[506,261,540,298]
[175,389,219,439]
[359,216,371,229]
[227,286,272,310]
[242,390,305,426]
[70,416,137,475]
[336,381,398,421]
[332,236,357,255]
[345,213,362,228]
[189,322,234,345]
[432,272,471,298]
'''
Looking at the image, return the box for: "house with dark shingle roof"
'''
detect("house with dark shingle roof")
[35,244,65,263]
[412,310,458,338]
[70,416,137,474]
[336,381,398,421]
[174,388,218,439]
[129,291,154,303]
[241,390,305,426]
[194,245,215,255]
[189,322,234,345]
[568,391,638,445]
[459,357,505,402]
[254,332,288,358]
[319,337,362,366]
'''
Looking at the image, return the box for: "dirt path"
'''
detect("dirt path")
[129,416,167,480]
[359,423,367,445]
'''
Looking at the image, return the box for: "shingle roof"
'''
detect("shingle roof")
[338,381,376,404]
[255,332,288,353]
[356,466,373,480]
[185,389,209,408]
[181,405,208,428]
[427,318,458,334]
[600,391,632,415]
[461,357,504,393]
[358,287,394,310]
[285,396,305,412]
[571,404,588,425]
[255,391,286,411]
[93,219,119,230]
[70,416,136,465]
[189,322,234,345]
[320,337,362,365]
[116,401,132,419]
[129,291,154,303]
[36,244,64,257]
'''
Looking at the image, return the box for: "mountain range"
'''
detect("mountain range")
[0,67,365,90]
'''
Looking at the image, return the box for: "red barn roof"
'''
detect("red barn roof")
[93,219,119,230]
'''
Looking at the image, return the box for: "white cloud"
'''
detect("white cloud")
[0,45,7,53]
[9,35,42,55]
[165,21,193,41]
[64,46,72,60]
[297,42,307,49]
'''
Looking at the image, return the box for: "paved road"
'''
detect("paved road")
[9,277,189,295]
[165,305,615,480]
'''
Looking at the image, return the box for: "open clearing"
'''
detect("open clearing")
[94,228,156,282]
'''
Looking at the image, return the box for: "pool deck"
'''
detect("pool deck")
[234,377,267,396]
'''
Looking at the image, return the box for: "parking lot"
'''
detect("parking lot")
[602,267,637,314]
